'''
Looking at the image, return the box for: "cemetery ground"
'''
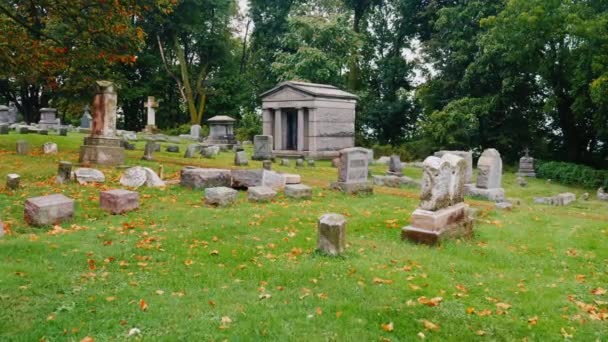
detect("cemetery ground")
[0,134,607,341]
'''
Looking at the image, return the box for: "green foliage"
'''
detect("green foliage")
[235,111,262,142]
[536,161,608,189]
[421,97,483,150]
[370,138,435,162]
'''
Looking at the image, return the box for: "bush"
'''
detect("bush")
[163,124,208,137]
[236,111,261,142]
[536,161,608,189]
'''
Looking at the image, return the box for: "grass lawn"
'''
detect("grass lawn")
[0,132,607,341]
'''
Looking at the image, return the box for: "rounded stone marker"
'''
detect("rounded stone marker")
[317,213,346,256]
[56,161,72,184]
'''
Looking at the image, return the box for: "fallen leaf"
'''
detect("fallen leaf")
[335,311,343,318]
[373,277,394,285]
[80,337,94,342]
[591,288,606,296]
[106,296,116,302]
[418,296,443,307]
[422,320,439,331]
[475,330,485,336]
[155,290,164,295]
[381,322,394,332]
[139,299,148,311]
[417,332,425,339]
[496,302,512,310]
[528,316,538,326]
[315,307,323,315]
[184,259,193,266]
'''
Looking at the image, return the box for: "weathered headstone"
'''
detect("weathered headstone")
[38,108,59,129]
[191,125,201,139]
[100,189,139,214]
[402,153,473,245]
[517,149,536,177]
[534,193,576,206]
[434,150,473,183]
[317,213,346,256]
[285,184,312,200]
[253,135,273,160]
[516,176,527,187]
[16,140,29,155]
[24,194,74,226]
[166,145,179,153]
[43,142,58,154]
[59,128,68,136]
[231,169,263,189]
[180,167,232,189]
[0,105,8,124]
[6,174,20,190]
[74,168,105,184]
[143,96,159,132]
[296,158,304,168]
[184,144,201,158]
[262,160,272,170]
[281,159,290,167]
[17,126,29,134]
[38,129,48,135]
[598,188,608,201]
[202,145,220,158]
[0,124,9,134]
[261,170,286,191]
[234,151,248,166]
[307,159,315,167]
[205,187,237,206]
[330,147,373,195]
[464,148,505,201]
[142,141,155,161]
[56,161,72,184]
[120,166,147,187]
[247,186,277,203]
[80,105,92,129]
[8,103,18,123]
[387,155,403,177]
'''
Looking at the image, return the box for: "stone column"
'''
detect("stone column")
[297,107,305,151]
[274,108,282,150]
[262,109,272,135]
[92,80,118,137]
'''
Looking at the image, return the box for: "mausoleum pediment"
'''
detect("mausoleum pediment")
[263,87,314,101]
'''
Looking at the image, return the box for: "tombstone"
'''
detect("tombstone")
[24,194,75,226]
[285,184,312,200]
[402,153,473,245]
[233,144,244,153]
[74,168,105,184]
[0,105,8,124]
[281,159,290,167]
[100,189,139,214]
[43,142,58,154]
[8,103,18,123]
[205,187,238,206]
[184,144,200,158]
[534,193,576,206]
[143,96,159,132]
[307,159,315,167]
[330,147,373,195]
[17,126,29,134]
[80,105,92,128]
[387,155,403,177]
[202,146,219,158]
[79,81,125,165]
[190,125,201,139]
[6,174,20,190]
[434,150,473,183]
[234,151,248,166]
[296,158,304,168]
[56,161,72,184]
[516,176,527,187]
[142,141,155,161]
[263,160,272,170]
[517,149,536,177]
[206,115,237,147]
[253,135,273,160]
[317,213,346,256]
[464,148,505,201]
[597,188,608,201]
[247,186,277,202]
[0,124,9,135]
[38,129,48,135]
[166,145,179,153]
[261,170,286,191]
[59,128,68,136]
[16,140,29,155]
[180,167,232,189]
[120,166,148,187]
[38,108,59,129]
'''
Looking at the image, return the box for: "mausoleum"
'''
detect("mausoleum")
[205,115,237,147]
[261,81,357,159]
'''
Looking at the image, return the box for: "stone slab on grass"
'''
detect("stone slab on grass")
[181,167,231,189]
[100,189,139,214]
[24,194,74,226]
[247,186,277,202]
[285,184,312,200]
[205,187,238,206]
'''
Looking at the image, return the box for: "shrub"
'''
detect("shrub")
[536,161,608,189]
[236,111,261,142]
[163,124,208,137]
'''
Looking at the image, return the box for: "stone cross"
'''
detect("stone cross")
[144,96,159,127]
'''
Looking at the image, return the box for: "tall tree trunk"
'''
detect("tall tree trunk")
[174,35,199,124]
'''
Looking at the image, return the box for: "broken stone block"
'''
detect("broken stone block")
[231,169,263,189]
[205,187,238,206]
[43,142,58,154]
[247,186,277,203]
[317,213,346,256]
[16,140,29,155]
[100,189,139,214]
[285,184,312,200]
[180,167,231,189]
[56,161,72,184]
[283,173,301,184]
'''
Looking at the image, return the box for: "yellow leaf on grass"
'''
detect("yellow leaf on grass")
[373,277,394,285]
[184,259,194,266]
[381,322,394,332]
[105,296,116,302]
[422,320,439,331]
[418,296,443,307]
[139,299,148,311]
[528,316,538,326]
[591,288,607,295]
[496,302,512,310]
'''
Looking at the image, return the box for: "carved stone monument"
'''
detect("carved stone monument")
[143,96,159,133]
[387,154,403,177]
[79,81,125,165]
[517,148,536,177]
[205,115,237,147]
[464,148,505,201]
[253,135,273,160]
[38,108,59,129]
[434,150,473,183]
[80,105,92,129]
[402,153,473,245]
[0,105,8,124]
[330,147,373,194]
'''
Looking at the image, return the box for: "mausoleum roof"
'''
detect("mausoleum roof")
[261,81,358,100]
[208,115,236,122]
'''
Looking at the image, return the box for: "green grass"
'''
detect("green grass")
[0,132,607,341]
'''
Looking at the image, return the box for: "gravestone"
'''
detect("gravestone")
[8,103,18,123]
[285,184,312,200]
[597,188,608,201]
[0,105,8,124]
[247,186,277,202]
[166,145,179,153]
[534,193,576,206]
[330,147,373,194]
[263,160,272,170]
[79,81,125,165]
[56,161,72,184]
[16,140,29,155]
[281,159,290,167]
[6,174,20,190]
[231,169,263,189]
[120,166,147,187]
[143,96,159,132]
[387,155,403,177]
[16,126,29,134]
[307,159,315,167]
[38,129,48,135]
[184,144,201,158]
[0,124,9,134]
[317,213,346,256]
[434,150,473,183]
[205,187,238,206]
[283,173,301,184]
[253,135,273,160]
[43,142,58,154]
[517,149,536,177]
[59,128,68,136]
[464,148,505,201]
[180,167,231,189]
[100,189,139,214]
[261,170,286,191]
[402,153,473,245]
[24,194,74,226]
[191,125,201,139]
[296,158,304,168]
[142,141,155,161]
[38,108,59,129]
[234,151,248,166]
[74,168,105,184]
[80,105,92,128]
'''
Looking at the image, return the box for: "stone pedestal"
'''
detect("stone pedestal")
[24,194,74,226]
[100,189,139,214]
[38,108,59,129]
[79,136,124,165]
[402,203,473,245]
[317,213,346,256]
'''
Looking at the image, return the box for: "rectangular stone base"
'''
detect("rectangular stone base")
[402,204,473,245]
[517,171,536,177]
[330,181,373,195]
[464,185,505,202]
[79,137,125,166]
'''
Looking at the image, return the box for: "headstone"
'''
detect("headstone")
[330,147,373,195]
[24,194,74,226]
[6,174,20,190]
[56,161,72,184]
[263,160,272,170]
[283,173,301,184]
[307,159,315,167]
[202,145,220,158]
[517,149,536,177]
[120,167,148,187]
[317,213,346,256]
[598,188,608,201]
[79,81,125,165]
[281,159,290,167]
[582,192,590,201]
[402,154,473,245]
[38,108,59,129]
[205,187,238,206]
[285,184,312,200]
[190,125,201,139]
[43,142,58,154]
[142,141,155,161]
[534,193,576,206]
[231,169,263,189]
[464,148,505,201]
[153,143,161,152]
[143,96,159,132]
[80,105,92,128]
[0,105,8,124]
[74,168,105,184]
[247,186,277,202]
[387,155,403,177]
[253,135,273,160]
[434,150,473,183]
[38,129,48,135]
[296,158,304,168]
[180,167,232,189]
[516,176,527,187]
[375,156,390,165]
[233,144,244,152]
[16,140,29,155]
[261,170,286,191]
[59,128,68,136]
[100,189,139,214]
[234,151,248,166]
[166,145,179,153]
[0,124,8,134]
[17,126,29,134]
[8,103,18,123]
[184,144,201,158]
[372,175,419,188]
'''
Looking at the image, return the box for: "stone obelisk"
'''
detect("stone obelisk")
[79,81,125,165]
